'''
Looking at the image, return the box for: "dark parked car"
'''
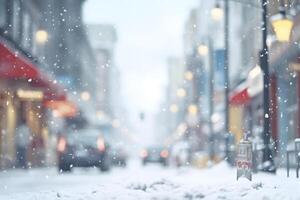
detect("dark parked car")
[140,146,169,166]
[57,128,111,172]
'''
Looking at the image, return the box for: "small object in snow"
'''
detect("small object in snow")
[184,193,193,200]
[236,140,252,181]
[252,182,263,190]
[195,193,205,199]
[56,192,61,198]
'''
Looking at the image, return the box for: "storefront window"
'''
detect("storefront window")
[12,0,21,41]
[21,12,31,50]
[0,0,7,28]
[287,76,297,140]
[31,22,38,55]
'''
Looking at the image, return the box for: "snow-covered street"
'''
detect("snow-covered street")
[1,160,300,200]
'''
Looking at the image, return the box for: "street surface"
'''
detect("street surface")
[1,160,300,200]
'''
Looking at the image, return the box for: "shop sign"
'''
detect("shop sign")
[17,89,43,101]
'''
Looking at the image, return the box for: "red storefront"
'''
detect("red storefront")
[229,66,278,149]
[0,40,76,168]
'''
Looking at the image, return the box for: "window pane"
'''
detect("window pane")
[21,12,31,49]
[12,0,20,40]
[31,22,37,55]
[0,0,6,28]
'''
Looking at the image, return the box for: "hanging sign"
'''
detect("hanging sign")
[236,140,252,181]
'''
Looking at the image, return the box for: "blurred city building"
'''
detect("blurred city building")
[0,0,70,168]
[160,1,300,168]
[182,9,206,153]
[86,24,118,122]
[38,0,98,117]
[165,57,185,137]
[228,1,300,167]
[187,1,300,167]
[0,0,102,168]
[86,24,128,144]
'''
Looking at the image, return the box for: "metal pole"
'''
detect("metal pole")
[260,0,275,173]
[224,0,230,160]
[208,38,215,161]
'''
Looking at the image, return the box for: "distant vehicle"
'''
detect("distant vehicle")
[57,127,111,172]
[111,146,128,167]
[140,146,169,166]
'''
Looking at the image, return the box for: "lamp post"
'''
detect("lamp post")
[260,0,276,173]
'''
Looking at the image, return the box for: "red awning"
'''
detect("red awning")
[0,41,66,101]
[30,76,66,101]
[229,83,250,105]
[0,42,39,79]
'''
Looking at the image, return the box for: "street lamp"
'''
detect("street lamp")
[184,70,194,81]
[188,104,198,115]
[259,0,276,173]
[211,3,224,21]
[271,8,293,42]
[81,91,90,101]
[197,44,209,56]
[170,104,179,113]
[35,30,48,44]
[176,88,186,98]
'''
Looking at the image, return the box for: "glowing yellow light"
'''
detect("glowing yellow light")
[17,89,43,100]
[176,88,186,98]
[35,30,48,44]
[188,104,198,115]
[211,4,223,21]
[197,44,208,56]
[81,91,90,101]
[271,11,293,42]
[272,19,293,42]
[184,71,194,81]
[169,104,179,113]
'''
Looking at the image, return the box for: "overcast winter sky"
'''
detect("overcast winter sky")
[83,0,197,143]
[83,0,197,111]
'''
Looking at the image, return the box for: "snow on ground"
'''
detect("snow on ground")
[1,160,300,200]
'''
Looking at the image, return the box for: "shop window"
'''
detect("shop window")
[0,0,7,29]
[31,22,38,55]
[287,104,297,141]
[12,0,21,41]
[21,11,31,50]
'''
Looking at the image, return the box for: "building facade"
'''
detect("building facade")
[0,0,95,168]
